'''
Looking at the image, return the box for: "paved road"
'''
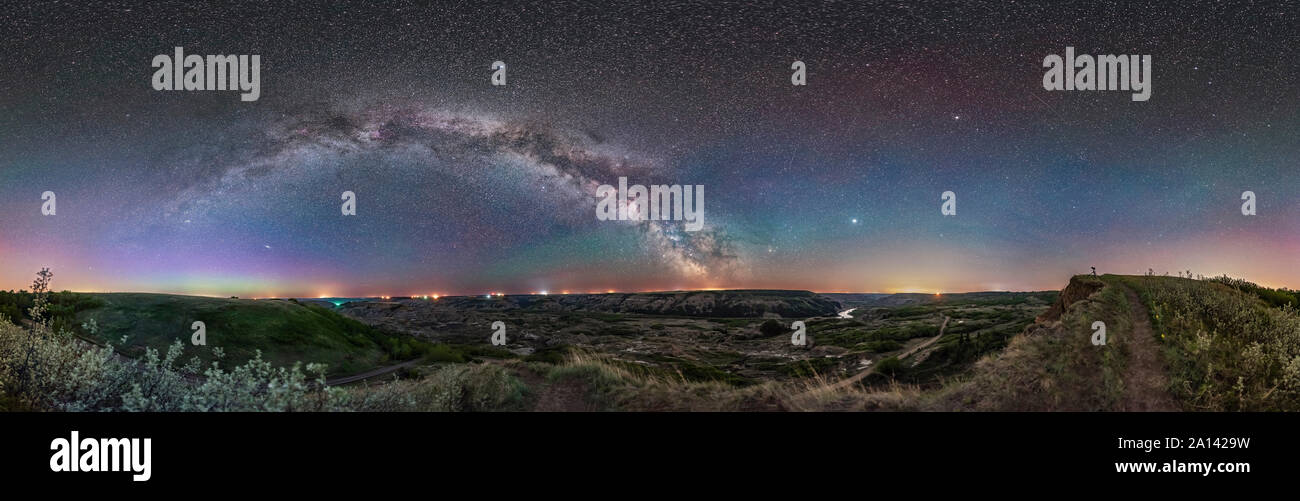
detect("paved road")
[325,359,422,386]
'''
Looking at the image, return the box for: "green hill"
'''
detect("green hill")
[932,274,1300,411]
[75,293,428,376]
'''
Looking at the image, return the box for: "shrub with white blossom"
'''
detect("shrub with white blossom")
[0,269,523,412]
[1128,275,1300,410]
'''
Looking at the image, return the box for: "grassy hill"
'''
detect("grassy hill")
[931,274,1300,411]
[489,274,1300,411]
[9,274,1299,412]
[75,293,432,376]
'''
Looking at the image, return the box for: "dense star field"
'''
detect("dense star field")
[0,1,1297,297]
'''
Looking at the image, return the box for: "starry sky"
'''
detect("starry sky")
[1,1,1297,297]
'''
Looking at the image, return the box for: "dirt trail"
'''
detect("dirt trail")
[1118,286,1178,411]
[532,378,593,412]
[805,316,950,395]
[502,362,594,412]
[901,316,948,365]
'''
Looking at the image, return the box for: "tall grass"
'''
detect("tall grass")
[926,275,1132,411]
[1125,275,1300,410]
[542,351,921,411]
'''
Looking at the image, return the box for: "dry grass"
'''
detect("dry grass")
[543,351,923,411]
[925,276,1133,411]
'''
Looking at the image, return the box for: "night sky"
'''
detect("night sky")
[1,1,1297,297]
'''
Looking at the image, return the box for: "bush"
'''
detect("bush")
[523,345,570,364]
[860,340,903,353]
[0,269,531,412]
[1133,275,1300,410]
[0,289,104,332]
[875,357,904,377]
[758,319,789,337]
[351,363,525,411]
[1207,275,1300,309]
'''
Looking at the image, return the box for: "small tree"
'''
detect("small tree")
[16,268,53,397]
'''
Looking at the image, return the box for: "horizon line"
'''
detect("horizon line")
[10,273,1289,298]
[19,286,1068,298]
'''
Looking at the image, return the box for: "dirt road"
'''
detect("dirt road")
[806,316,949,395]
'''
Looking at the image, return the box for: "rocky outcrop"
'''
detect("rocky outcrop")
[1037,275,1105,322]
